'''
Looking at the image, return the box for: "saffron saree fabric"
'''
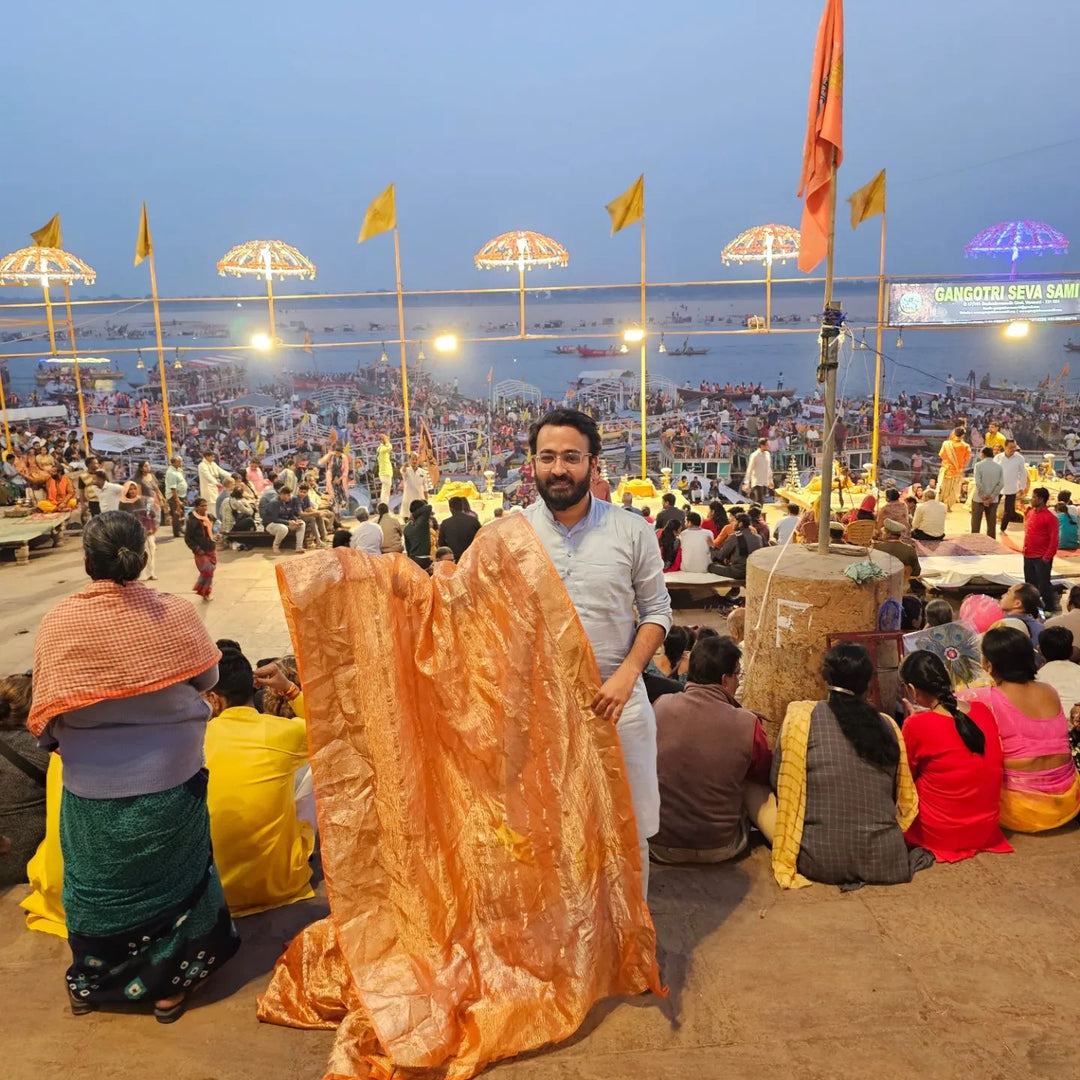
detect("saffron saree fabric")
[257,516,661,1079]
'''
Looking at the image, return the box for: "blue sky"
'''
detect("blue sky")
[2,0,1077,295]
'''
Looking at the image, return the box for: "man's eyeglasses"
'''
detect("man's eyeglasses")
[536,451,590,467]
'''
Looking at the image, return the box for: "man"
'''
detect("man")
[263,486,306,554]
[985,421,1007,453]
[214,475,235,529]
[204,649,315,914]
[996,439,1028,534]
[589,461,611,502]
[1001,582,1046,644]
[349,506,384,554]
[278,457,298,494]
[650,635,773,864]
[319,446,351,511]
[438,495,482,562]
[164,455,188,537]
[198,450,230,504]
[911,489,947,542]
[621,491,643,515]
[773,502,800,545]
[1036,627,1080,714]
[970,445,1004,538]
[1022,487,1058,615]
[400,452,427,512]
[678,511,712,573]
[376,434,394,506]
[872,520,923,579]
[94,469,126,514]
[654,492,685,531]
[937,427,971,511]
[1045,584,1080,643]
[523,408,671,895]
[297,483,332,544]
[910,450,924,485]
[743,438,772,505]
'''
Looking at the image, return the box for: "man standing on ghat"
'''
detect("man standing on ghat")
[524,408,671,895]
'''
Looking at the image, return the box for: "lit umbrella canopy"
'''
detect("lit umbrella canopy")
[721,224,800,265]
[964,219,1068,277]
[216,239,316,281]
[474,230,569,271]
[0,245,96,285]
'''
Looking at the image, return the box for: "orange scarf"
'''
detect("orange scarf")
[27,580,221,736]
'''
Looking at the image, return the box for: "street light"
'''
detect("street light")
[251,332,273,352]
[434,333,457,353]
[623,326,645,343]
[1004,320,1030,339]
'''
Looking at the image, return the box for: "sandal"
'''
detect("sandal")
[154,996,187,1024]
[69,992,96,1016]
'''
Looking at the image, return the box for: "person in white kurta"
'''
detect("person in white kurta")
[400,453,428,513]
[523,410,672,897]
[743,439,773,505]
[198,451,230,505]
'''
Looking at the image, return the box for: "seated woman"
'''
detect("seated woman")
[875,488,911,540]
[0,674,47,888]
[711,514,762,581]
[658,519,682,571]
[898,650,1012,862]
[963,625,1080,832]
[647,624,692,682]
[204,648,316,915]
[771,643,931,888]
[844,494,877,526]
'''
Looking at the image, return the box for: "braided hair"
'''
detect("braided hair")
[899,649,986,755]
[821,643,900,768]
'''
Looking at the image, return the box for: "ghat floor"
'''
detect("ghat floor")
[2,527,1079,1079]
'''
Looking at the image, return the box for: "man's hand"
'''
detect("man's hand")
[592,666,638,724]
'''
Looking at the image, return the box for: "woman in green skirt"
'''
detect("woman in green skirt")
[27,511,239,1022]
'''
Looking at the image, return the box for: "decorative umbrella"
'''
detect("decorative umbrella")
[217,239,316,344]
[721,224,800,331]
[474,230,569,339]
[0,245,97,451]
[964,219,1068,279]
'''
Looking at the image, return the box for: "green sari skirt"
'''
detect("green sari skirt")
[61,769,240,1005]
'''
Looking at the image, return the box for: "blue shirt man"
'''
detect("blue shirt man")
[524,409,672,896]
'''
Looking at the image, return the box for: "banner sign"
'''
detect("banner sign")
[889,278,1080,326]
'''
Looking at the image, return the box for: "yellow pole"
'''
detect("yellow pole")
[265,273,276,342]
[817,153,840,556]
[393,227,411,455]
[518,263,526,340]
[62,282,90,456]
[42,281,58,355]
[870,209,887,486]
[0,363,11,453]
[147,247,174,458]
[639,215,647,480]
[765,256,773,331]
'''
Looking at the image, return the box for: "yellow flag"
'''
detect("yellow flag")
[358,184,397,243]
[605,175,644,234]
[134,202,153,266]
[31,213,62,249]
[847,169,886,229]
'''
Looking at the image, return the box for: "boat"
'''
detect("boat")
[35,358,127,389]
[668,344,710,356]
[551,345,577,355]
[677,386,787,403]
[577,346,622,358]
[1066,340,1080,353]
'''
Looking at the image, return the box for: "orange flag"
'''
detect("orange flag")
[134,202,153,266]
[797,0,844,273]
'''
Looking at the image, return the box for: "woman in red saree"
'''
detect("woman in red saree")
[184,497,216,601]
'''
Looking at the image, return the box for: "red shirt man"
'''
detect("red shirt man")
[1023,486,1059,614]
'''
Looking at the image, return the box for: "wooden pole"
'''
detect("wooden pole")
[0,363,11,453]
[870,209,887,486]
[265,273,277,342]
[62,283,90,456]
[518,263,526,340]
[147,247,174,458]
[765,256,773,331]
[639,215,647,480]
[42,281,57,355]
[393,227,411,455]
[816,153,841,556]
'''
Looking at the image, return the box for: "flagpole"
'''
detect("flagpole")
[41,280,58,356]
[817,151,841,556]
[147,246,174,459]
[392,226,411,455]
[639,215,647,480]
[518,263,526,340]
[0,364,11,453]
[61,283,90,456]
[870,207,887,487]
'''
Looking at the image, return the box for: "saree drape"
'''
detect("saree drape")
[257,516,662,1080]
